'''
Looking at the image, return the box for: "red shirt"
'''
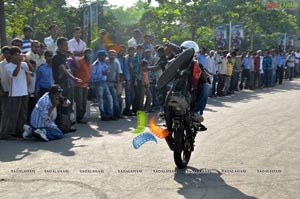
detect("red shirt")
[75,57,92,88]
[254,56,260,72]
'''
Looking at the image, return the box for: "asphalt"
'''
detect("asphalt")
[0,78,299,199]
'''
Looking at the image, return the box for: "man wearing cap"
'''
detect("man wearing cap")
[23,84,65,141]
[128,29,141,48]
[22,26,33,54]
[106,50,122,118]
[90,50,114,121]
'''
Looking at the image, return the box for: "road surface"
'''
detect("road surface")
[1,79,299,199]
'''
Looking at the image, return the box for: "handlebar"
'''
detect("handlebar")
[165,40,182,55]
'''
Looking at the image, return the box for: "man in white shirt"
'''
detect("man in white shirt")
[205,50,216,86]
[68,27,86,60]
[128,29,141,48]
[44,24,60,55]
[26,40,45,67]
[0,47,29,139]
[0,46,11,133]
[25,41,46,122]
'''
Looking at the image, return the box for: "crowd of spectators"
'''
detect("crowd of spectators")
[0,25,299,141]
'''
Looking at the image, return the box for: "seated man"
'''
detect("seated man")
[23,85,67,141]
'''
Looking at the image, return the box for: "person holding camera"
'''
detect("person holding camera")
[23,84,66,141]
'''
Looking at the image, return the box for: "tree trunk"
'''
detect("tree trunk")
[0,0,8,47]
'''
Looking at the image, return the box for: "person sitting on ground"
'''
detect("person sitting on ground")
[23,84,67,141]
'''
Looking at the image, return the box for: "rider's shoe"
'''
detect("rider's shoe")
[193,112,204,123]
[158,111,165,120]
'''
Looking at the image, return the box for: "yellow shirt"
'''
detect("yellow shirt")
[227,61,233,76]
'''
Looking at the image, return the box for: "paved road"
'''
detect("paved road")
[1,79,299,199]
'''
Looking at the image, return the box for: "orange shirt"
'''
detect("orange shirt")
[75,57,92,88]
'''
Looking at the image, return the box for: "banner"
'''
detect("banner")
[260,0,298,10]
[214,25,227,49]
[278,35,295,51]
[230,24,244,49]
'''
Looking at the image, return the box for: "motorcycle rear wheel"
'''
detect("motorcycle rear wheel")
[173,125,192,169]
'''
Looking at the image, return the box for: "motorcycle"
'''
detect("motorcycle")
[156,44,207,169]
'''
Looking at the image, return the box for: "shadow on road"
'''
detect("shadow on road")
[206,79,299,111]
[0,123,102,162]
[174,167,257,199]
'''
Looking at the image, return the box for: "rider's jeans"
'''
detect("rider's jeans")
[194,82,211,115]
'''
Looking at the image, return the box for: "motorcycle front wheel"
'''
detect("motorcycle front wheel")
[173,125,192,169]
[156,48,194,90]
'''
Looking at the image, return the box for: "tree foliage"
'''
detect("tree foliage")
[1,0,299,51]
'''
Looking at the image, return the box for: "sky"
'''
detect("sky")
[66,0,158,8]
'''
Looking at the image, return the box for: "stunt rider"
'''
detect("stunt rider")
[157,41,211,124]
[180,41,211,123]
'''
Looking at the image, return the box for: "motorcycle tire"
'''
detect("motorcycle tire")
[156,48,194,90]
[173,125,192,169]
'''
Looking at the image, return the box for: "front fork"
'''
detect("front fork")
[165,112,196,152]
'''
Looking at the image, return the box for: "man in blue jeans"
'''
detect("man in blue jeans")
[23,85,65,141]
[90,50,114,121]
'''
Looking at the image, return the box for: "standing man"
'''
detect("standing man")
[44,24,60,55]
[0,46,11,129]
[128,29,142,48]
[52,37,82,132]
[92,29,108,61]
[36,51,55,97]
[286,51,296,81]
[116,45,129,115]
[262,50,273,87]
[239,51,252,90]
[142,34,155,55]
[106,50,122,118]
[271,49,278,86]
[205,50,215,96]
[217,50,228,96]
[252,50,262,89]
[22,26,33,54]
[132,44,144,114]
[275,50,285,85]
[25,41,46,100]
[68,27,87,60]
[122,47,136,116]
[295,49,300,77]
[0,47,29,139]
[90,50,114,121]
[74,49,92,123]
